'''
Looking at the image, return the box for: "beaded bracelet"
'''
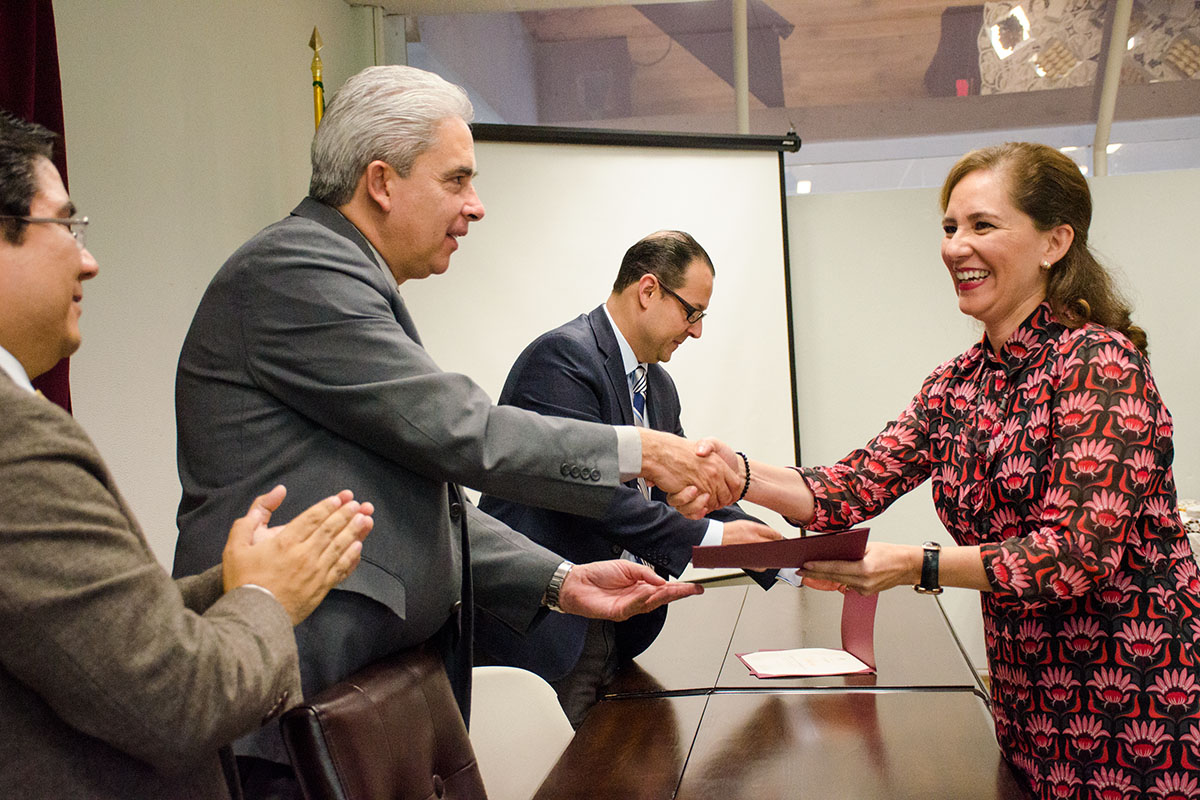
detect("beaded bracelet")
[735,451,751,501]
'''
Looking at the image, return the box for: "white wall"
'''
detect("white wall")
[54,0,376,564]
[787,169,1200,669]
[402,141,797,532]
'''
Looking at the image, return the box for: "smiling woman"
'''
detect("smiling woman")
[677,142,1199,800]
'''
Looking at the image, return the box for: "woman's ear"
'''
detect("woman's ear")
[1043,223,1075,266]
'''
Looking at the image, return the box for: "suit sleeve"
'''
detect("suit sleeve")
[503,332,718,577]
[0,399,300,776]
[466,500,561,634]
[234,232,619,517]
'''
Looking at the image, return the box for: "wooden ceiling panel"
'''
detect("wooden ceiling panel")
[523,1,957,110]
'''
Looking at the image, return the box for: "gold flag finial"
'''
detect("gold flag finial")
[309,27,325,129]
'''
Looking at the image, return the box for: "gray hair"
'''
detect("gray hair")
[309,65,474,206]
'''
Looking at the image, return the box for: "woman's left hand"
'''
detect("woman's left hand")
[801,542,921,596]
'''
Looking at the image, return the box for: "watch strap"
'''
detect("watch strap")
[544,561,574,612]
[914,541,943,595]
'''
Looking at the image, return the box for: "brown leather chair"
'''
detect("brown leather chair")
[280,644,488,800]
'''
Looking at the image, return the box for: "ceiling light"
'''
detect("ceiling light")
[795,180,812,194]
[1107,143,1123,154]
[989,5,1030,61]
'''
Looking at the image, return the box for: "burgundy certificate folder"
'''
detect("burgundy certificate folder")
[691,527,869,570]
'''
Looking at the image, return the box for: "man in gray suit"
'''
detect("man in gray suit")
[172,66,730,796]
[0,113,371,799]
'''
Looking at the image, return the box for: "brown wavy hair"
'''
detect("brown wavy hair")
[940,142,1147,354]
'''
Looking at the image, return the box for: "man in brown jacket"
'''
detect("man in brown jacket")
[0,113,373,798]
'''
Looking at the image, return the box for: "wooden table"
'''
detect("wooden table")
[536,583,1027,799]
[606,581,983,696]
[534,690,1026,800]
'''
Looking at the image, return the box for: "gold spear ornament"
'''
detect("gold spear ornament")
[309,27,325,129]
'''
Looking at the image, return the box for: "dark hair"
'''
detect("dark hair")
[940,142,1147,354]
[612,230,714,293]
[0,111,56,245]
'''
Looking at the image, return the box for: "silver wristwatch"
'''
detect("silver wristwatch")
[543,560,574,612]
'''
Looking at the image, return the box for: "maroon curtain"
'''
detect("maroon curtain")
[1,0,73,412]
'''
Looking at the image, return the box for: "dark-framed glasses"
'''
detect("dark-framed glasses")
[0,215,89,248]
[655,280,706,324]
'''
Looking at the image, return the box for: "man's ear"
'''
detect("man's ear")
[362,160,394,213]
[637,273,657,310]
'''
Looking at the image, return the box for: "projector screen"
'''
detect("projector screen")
[401,137,797,531]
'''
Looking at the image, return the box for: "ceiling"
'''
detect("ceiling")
[355,1,1200,142]
[354,0,701,13]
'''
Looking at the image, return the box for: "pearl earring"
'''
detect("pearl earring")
[1040,260,1051,270]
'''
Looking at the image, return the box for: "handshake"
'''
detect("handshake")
[638,430,750,521]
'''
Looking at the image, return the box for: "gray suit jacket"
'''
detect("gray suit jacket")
[0,374,299,799]
[173,198,621,763]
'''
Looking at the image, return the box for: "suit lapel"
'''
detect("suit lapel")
[291,197,424,345]
[588,306,636,427]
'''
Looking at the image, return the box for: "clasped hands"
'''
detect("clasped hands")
[637,429,743,519]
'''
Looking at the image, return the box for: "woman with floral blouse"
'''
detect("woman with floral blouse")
[678,142,1198,799]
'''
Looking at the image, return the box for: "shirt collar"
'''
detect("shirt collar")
[979,301,1064,371]
[332,207,393,284]
[602,304,642,378]
[0,344,35,393]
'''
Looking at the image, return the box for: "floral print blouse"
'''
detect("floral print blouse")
[799,303,1198,800]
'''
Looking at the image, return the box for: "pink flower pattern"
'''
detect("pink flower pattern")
[798,304,1196,799]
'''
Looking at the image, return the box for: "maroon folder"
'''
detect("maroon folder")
[691,527,869,570]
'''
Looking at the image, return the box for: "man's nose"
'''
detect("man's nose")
[80,246,100,279]
[463,187,485,222]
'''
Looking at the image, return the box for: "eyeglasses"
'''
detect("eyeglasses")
[0,215,89,248]
[655,279,706,324]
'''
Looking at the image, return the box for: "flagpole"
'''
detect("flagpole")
[309,27,325,129]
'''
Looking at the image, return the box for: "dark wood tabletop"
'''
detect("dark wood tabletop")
[605,581,984,697]
[675,690,1028,800]
[531,695,708,800]
[718,582,983,690]
[533,689,1027,799]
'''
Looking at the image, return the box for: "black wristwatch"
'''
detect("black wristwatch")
[913,541,943,595]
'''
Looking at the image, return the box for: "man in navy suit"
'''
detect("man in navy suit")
[478,231,781,725]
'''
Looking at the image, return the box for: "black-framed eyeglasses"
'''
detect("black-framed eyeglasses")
[0,215,89,248]
[654,279,706,324]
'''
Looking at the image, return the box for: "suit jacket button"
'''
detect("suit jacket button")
[591,470,601,481]
[611,544,622,556]
[561,463,571,476]
[570,465,581,478]
[449,502,462,520]
[579,467,592,480]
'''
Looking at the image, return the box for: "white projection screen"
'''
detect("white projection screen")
[402,134,798,532]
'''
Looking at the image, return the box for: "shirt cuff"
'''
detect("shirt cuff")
[776,568,802,587]
[615,425,642,482]
[700,519,723,547]
[239,583,280,602]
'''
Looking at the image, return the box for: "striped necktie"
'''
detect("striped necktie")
[629,365,650,500]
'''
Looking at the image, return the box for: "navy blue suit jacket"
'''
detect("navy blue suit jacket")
[477,306,771,682]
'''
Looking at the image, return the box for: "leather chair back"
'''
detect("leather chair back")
[281,645,488,800]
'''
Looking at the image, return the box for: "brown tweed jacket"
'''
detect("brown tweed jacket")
[0,374,301,798]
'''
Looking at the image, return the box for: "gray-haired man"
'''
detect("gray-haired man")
[172,65,735,797]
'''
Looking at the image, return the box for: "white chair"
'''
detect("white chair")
[469,666,574,800]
